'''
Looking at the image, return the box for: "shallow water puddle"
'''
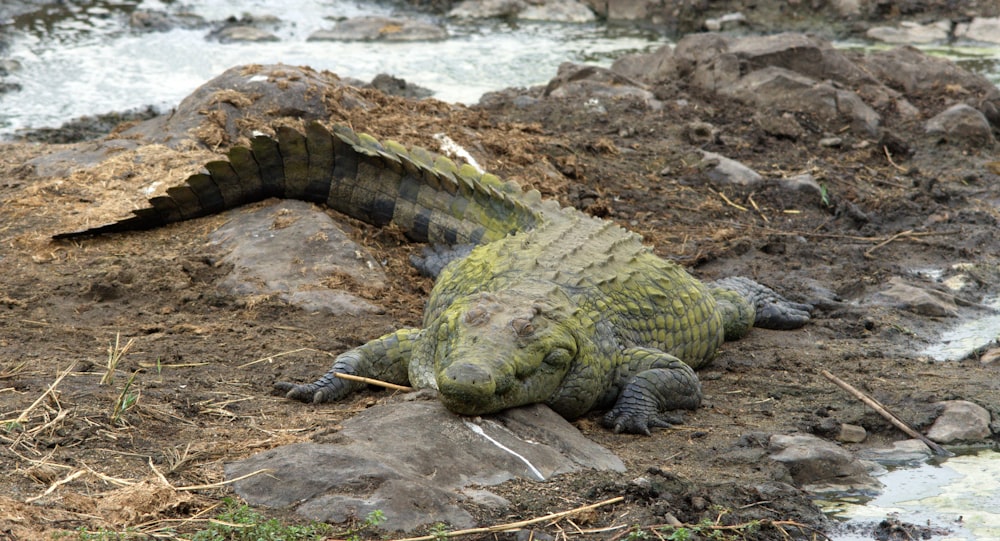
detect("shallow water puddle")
[821,450,1000,540]
[921,296,1000,362]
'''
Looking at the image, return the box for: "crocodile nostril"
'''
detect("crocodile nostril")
[445,363,493,387]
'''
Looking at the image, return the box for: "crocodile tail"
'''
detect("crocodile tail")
[54,121,543,243]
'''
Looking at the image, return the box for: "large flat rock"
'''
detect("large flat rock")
[225,399,624,531]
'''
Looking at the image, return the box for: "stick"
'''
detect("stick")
[2,361,76,425]
[820,370,951,457]
[864,229,914,259]
[391,496,625,541]
[332,372,414,392]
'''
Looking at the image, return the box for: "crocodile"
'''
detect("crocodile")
[56,121,811,434]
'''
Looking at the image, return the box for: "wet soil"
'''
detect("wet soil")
[2,72,1000,541]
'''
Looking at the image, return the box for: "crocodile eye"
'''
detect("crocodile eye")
[465,306,489,326]
[511,317,534,337]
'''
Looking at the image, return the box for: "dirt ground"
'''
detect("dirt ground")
[2,66,1000,541]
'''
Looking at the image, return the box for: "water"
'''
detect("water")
[824,450,1000,540]
[0,0,660,136]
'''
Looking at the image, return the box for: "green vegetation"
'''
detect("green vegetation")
[190,498,333,541]
[59,499,383,541]
[109,370,140,425]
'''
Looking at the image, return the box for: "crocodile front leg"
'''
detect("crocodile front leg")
[601,347,702,435]
[274,328,424,403]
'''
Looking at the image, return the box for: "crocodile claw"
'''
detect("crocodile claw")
[273,381,343,404]
[601,410,684,435]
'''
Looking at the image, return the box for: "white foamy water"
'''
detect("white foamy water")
[0,0,659,136]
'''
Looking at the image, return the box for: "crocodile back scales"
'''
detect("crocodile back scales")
[55,122,550,244]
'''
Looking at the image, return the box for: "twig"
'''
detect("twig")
[712,189,748,212]
[864,229,914,259]
[240,347,414,391]
[391,496,625,541]
[332,372,414,392]
[883,145,908,172]
[747,193,769,223]
[821,370,952,457]
[2,362,76,425]
[174,468,272,491]
[25,469,85,503]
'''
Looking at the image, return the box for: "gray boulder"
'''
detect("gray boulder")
[874,277,959,317]
[768,433,880,494]
[123,64,366,148]
[450,0,595,21]
[856,439,933,466]
[925,103,996,147]
[206,201,387,315]
[610,45,675,83]
[308,16,447,42]
[926,400,992,443]
[859,46,1000,127]
[543,63,659,108]
[226,400,624,531]
[866,21,951,44]
[720,66,880,136]
[699,151,763,187]
[955,17,1000,44]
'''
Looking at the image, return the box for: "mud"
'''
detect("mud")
[2,62,1000,540]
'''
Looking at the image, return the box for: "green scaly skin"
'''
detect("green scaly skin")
[55,121,811,434]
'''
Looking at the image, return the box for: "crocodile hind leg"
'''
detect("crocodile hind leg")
[274,328,424,403]
[709,276,812,339]
[409,244,476,278]
[601,347,702,435]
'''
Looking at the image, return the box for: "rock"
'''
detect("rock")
[129,9,206,33]
[368,74,433,99]
[874,277,959,317]
[859,46,1000,126]
[704,12,746,32]
[837,424,867,443]
[768,433,880,493]
[610,45,675,84]
[830,0,861,16]
[925,103,996,147]
[818,136,842,147]
[206,200,387,315]
[671,33,882,136]
[543,63,659,108]
[209,25,279,43]
[123,64,365,148]
[723,67,880,136]
[866,21,951,44]
[206,14,281,43]
[979,347,1000,364]
[955,17,1000,44]
[683,121,717,146]
[700,151,763,187]
[778,173,824,200]
[308,16,446,42]
[449,0,524,18]
[595,0,650,19]
[754,111,806,140]
[226,401,624,531]
[857,439,933,466]
[926,400,992,443]
[519,0,596,22]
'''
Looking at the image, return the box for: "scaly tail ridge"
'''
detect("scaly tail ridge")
[54,122,547,243]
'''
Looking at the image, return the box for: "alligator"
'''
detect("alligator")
[56,121,811,434]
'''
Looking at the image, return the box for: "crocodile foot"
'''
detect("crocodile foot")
[712,276,812,330]
[601,409,685,435]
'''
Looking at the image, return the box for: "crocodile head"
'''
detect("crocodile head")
[432,289,579,416]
